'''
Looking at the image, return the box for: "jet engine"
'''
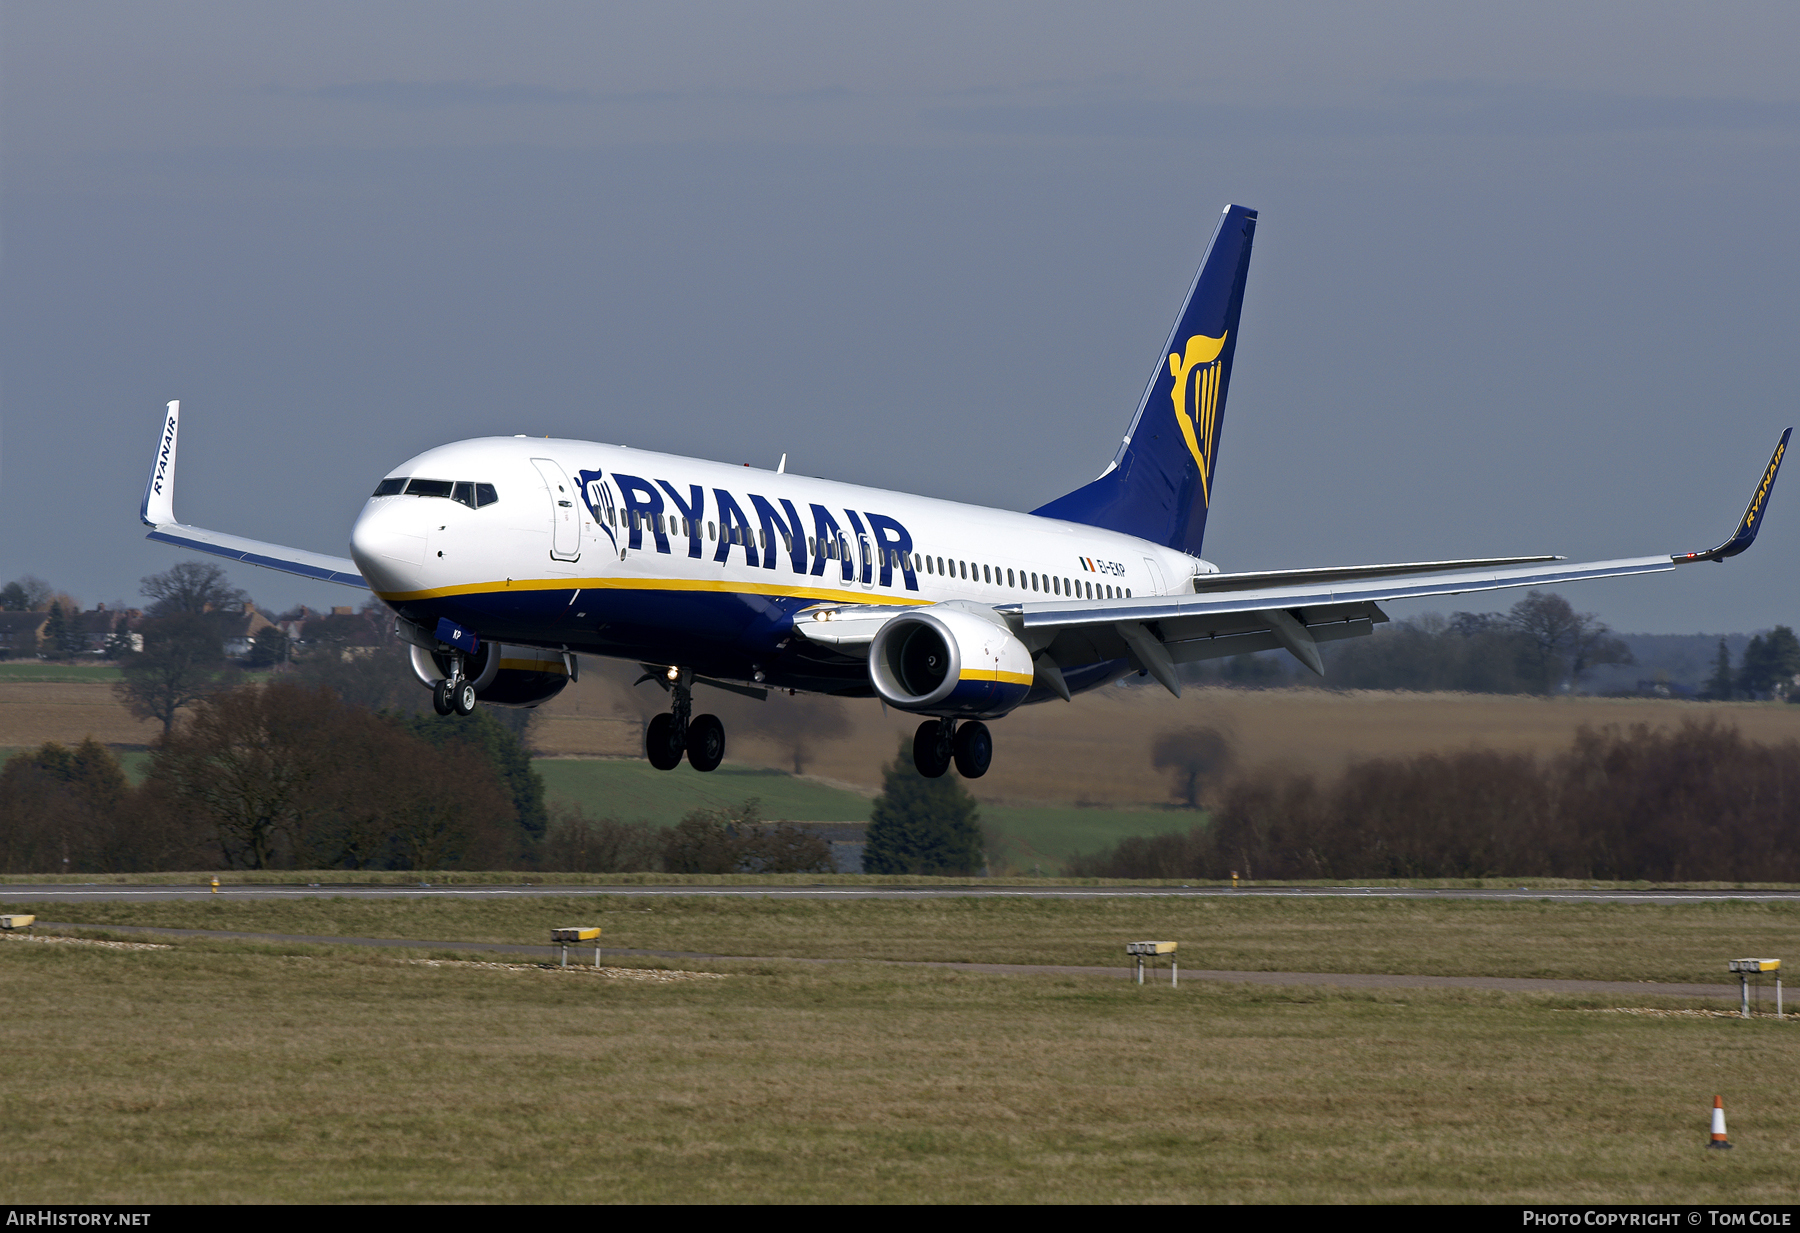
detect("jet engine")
[866,603,1033,718]
[408,642,572,709]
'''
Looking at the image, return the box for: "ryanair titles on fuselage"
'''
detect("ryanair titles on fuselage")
[579,464,921,590]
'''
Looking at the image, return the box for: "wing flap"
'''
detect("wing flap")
[1192,555,1560,592]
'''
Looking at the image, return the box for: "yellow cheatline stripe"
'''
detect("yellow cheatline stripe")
[959,669,1035,686]
[374,575,935,606]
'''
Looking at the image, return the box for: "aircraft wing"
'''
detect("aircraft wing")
[798,429,1789,696]
[1189,555,1562,592]
[141,401,369,589]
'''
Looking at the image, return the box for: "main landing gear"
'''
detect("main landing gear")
[912,718,991,780]
[430,653,479,717]
[644,667,726,773]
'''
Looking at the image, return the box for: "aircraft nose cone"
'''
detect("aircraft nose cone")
[350,499,429,590]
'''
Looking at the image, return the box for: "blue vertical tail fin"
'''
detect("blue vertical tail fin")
[1032,204,1257,557]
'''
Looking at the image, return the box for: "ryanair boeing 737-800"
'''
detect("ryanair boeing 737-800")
[139,205,1789,779]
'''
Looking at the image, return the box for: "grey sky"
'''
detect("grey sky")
[4,3,1796,633]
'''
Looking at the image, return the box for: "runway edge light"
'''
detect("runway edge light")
[552,926,602,968]
[1126,941,1178,986]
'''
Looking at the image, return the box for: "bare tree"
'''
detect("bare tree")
[1567,621,1633,689]
[141,561,246,619]
[1506,592,1583,681]
[1151,727,1236,809]
[758,692,850,774]
[115,613,233,734]
[360,730,514,870]
[543,804,665,872]
[0,575,53,612]
[150,680,347,869]
[1506,591,1631,691]
[660,797,834,875]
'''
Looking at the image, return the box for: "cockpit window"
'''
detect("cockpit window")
[375,477,499,506]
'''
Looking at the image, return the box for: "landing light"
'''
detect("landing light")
[665,666,679,682]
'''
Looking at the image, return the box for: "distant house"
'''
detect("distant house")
[218,603,277,659]
[286,606,383,660]
[77,604,142,656]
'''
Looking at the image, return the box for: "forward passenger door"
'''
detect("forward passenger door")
[531,458,581,562]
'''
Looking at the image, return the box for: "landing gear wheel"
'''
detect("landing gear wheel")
[953,721,992,779]
[453,681,478,716]
[645,712,685,770]
[687,713,726,773]
[432,681,455,716]
[913,719,953,779]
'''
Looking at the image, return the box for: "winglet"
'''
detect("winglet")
[141,400,181,526]
[1673,428,1791,564]
[135,399,369,589]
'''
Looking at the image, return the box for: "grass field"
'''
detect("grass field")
[0,662,122,682]
[15,893,1800,985]
[535,758,870,825]
[4,894,1799,1202]
[539,672,1800,807]
[533,756,1189,862]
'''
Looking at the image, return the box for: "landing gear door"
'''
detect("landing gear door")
[531,458,581,562]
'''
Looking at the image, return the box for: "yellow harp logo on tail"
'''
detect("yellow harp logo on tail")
[1169,332,1227,505]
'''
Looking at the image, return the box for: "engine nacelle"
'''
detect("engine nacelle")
[867,603,1034,718]
[409,642,572,709]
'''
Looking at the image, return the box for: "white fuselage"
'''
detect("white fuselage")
[349,436,1211,695]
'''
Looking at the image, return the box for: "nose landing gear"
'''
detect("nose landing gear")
[641,667,727,773]
[911,719,992,779]
[431,653,479,716]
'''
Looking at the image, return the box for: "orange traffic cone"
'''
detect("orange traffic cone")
[1708,1095,1732,1150]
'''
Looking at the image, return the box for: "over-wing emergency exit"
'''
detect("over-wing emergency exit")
[139,204,1789,779]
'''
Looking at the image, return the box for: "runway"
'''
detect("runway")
[4,883,1799,904]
